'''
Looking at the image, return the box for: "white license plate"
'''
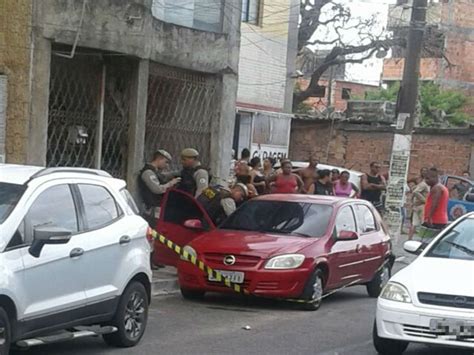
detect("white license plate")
[208,270,245,284]
[430,319,474,336]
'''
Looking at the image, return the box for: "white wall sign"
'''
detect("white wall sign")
[251,144,288,161]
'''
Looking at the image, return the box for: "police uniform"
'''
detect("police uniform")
[177,148,210,197]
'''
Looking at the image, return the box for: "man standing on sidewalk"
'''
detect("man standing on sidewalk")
[296,156,319,192]
[138,150,181,269]
[361,162,386,213]
[177,148,209,198]
[408,168,429,239]
[424,167,449,230]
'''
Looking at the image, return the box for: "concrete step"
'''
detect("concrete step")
[151,266,180,296]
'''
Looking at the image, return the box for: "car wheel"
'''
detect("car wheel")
[373,321,408,355]
[367,262,391,298]
[180,288,205,301]
[0,308,11,355]
[301,269,324,311]
[103,282,149,348]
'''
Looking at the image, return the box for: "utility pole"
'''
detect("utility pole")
[385,0,428,235]
[398,0,428,133]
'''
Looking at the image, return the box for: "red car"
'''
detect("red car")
[154,190,394,310]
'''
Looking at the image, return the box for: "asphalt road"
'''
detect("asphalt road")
[12,259,473,355]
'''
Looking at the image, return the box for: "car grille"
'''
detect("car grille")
[418,292,474,310]
[203,253,261,268]
[403,324,474,343]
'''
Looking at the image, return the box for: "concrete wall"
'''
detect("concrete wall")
[290,120,473,178]
[0,0,33,164]
[237,0,295,113]
[3,0,241,185]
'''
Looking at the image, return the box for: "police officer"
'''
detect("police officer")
[197,183,248,225]
[178,148,209,198]
[138,150,181,227]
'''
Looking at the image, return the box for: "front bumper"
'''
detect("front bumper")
[376,298,474,349]
[177,259,312,299]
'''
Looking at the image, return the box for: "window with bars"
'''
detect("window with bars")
[242,0,262,25]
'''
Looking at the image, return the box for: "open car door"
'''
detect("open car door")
[442,175,474,221]
[153,189,216,266]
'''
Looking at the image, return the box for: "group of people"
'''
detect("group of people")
[230,152,361,199]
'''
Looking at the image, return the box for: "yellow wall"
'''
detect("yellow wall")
[0,0,32,163]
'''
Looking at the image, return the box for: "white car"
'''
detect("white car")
[374,214,474,354]
[0,164,152,353]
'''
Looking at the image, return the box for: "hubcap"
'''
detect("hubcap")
[124,292,146,339]
[312,276,323,302]
[380,265,390,288]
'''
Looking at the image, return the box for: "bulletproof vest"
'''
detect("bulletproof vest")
[178,165,210,196]
[138,164,166,208]
[197,186,230,226]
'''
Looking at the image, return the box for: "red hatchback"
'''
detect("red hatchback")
[154,190,394,310]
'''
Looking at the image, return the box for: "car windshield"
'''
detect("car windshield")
[0,183,26,224]
[220,200,333,238]
[425,218,474,261]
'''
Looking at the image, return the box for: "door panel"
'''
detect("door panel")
[155,190,215,266]
[354,204,385,280]
[18,184,87,320]
[327,206,365,288]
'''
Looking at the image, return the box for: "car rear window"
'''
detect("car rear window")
[120,188,140,215]
[0,183,26,224]
[221,200,333,238]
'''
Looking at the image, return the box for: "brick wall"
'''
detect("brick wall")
[290,120,473,179]
[237,0,291,112]
[0,0,33,163]
[298,78,378,112]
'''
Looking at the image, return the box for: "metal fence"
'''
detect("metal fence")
[145,63,220,169]
[47,54,131,178]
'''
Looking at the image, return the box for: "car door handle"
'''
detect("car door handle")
[119,235,131,245]
[356,245,362,253]
[70,248,84,258]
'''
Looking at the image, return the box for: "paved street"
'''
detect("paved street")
[12,252,473,355]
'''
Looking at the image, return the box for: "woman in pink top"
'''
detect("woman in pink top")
[333,171,359,197]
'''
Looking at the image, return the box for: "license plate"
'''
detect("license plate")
[430,319,474,337]
[208,270,245,284]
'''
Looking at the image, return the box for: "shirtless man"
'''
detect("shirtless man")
[297,156,319,192]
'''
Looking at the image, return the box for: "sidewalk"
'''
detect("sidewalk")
[152,266,179,296]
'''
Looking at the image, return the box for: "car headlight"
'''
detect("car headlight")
[265,254,305,270]
[380,282,412,303]
[181,246,197,261]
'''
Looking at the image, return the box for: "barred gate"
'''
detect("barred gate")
[145,63,220,169]
[47,54,131,178]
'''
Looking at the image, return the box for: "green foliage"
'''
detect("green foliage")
[364,82,471,127]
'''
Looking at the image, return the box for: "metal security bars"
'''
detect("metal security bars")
[145,63,220,170]
[47,54,131,178]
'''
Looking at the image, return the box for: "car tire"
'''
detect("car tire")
[180,288,205,301]
[103,281,149,348]
[0,308,11,355]
[301,269,324,311]
[373,321,408,355]
[367,262,391,298]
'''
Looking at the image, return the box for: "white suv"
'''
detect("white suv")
[0,164,152,353]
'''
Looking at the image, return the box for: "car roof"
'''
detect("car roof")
[274,161,363,176]
[253,193,357,206]
[0,164,121,188]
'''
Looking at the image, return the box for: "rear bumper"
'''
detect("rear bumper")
[376,298,474,350]
[177,259,312,299]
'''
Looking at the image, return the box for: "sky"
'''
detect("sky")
[311,0,397,85]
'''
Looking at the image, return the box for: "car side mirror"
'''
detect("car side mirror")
[183,219,203,231]
[29,227,72,258]
[403,240,423,255]
[338,230,359,241]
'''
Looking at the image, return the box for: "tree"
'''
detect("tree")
[365,82,471,127]
[294,0,406,109]
[295,0,452,111]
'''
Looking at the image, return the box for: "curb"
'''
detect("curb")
[151,267,180,296]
